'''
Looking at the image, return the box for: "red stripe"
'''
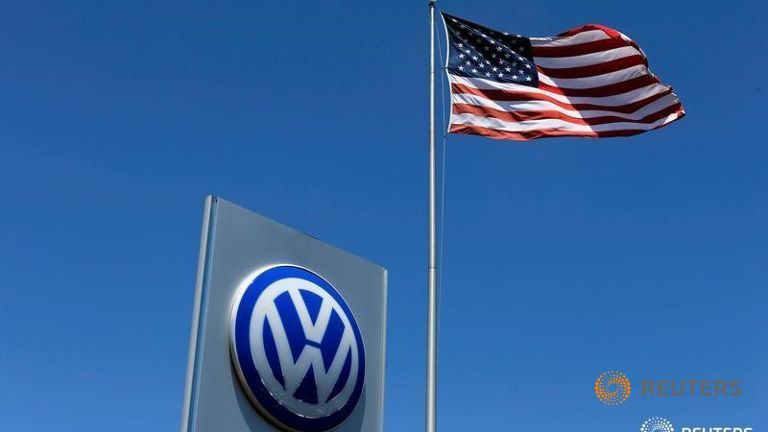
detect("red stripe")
[451,82,673,114]
[536,55,647,79]
[452,102,684,127]
[532,38,629,57]
[537,73,660,98]
[557,24,613,38]
[448,117,683,141]
[555,24,643,54]
[449,123,644,140]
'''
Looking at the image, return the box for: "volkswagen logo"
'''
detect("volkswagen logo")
[230,265,365,432]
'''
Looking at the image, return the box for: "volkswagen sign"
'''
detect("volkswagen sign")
[230,265,366,432]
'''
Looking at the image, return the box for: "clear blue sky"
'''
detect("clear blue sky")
[1,0,766,431]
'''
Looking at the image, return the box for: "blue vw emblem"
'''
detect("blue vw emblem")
[230,265,365,432]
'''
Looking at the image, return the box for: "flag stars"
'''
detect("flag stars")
[446,16,538,87]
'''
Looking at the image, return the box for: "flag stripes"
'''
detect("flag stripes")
[444,15,684,140]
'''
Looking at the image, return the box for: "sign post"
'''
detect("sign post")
[181,197,387,432]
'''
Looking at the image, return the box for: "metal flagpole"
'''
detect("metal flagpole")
[426,1,438,432]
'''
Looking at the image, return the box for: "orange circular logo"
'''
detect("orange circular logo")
[594,370,631,405]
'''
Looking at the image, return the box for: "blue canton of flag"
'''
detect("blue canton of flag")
[444,14,538,87]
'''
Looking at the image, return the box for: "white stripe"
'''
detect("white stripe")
[537,64,649,89]
[533,46,639,69]
[530,30,610,47]
[453,92,682,121]
[450,111,683,133]
[450,74,671,107]
[617,31,633,43]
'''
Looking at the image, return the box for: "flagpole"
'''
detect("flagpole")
[426,1,438,432]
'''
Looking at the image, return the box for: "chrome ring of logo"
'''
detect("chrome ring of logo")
[594,370,631,405]
[640,417,675,432]
[230,265,366,432]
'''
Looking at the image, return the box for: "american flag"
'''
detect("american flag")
[443,13,685,140]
